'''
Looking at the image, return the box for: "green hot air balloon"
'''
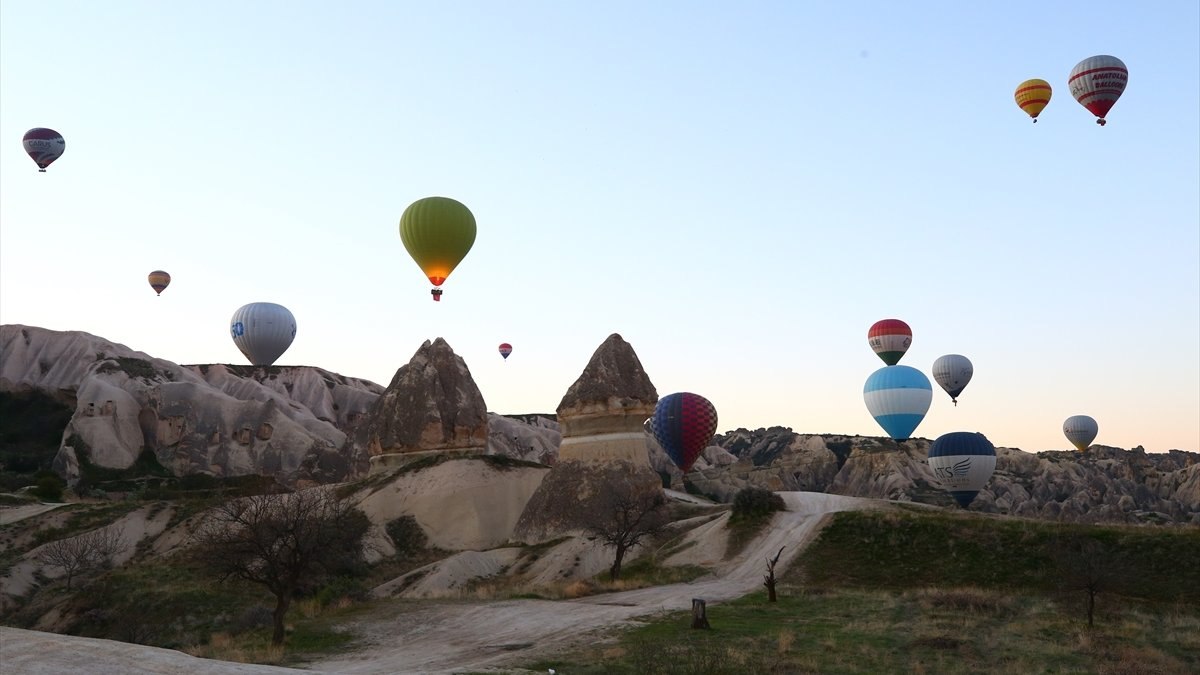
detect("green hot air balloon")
[399,196,477,301]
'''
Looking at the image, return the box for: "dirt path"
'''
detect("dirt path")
[305,492,873,674]
[0,502,68,526]
[0,492,877,674]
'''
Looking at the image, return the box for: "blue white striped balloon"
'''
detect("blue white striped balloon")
[863,365,932,440]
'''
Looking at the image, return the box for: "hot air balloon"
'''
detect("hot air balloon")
[864,365,932,441]
[23,128,65,172]
[928,432,996,508]
[399,196,477,301]
[868,319,911,366]
[650,392,718,473]
[1063,415,1098,452]
[230,302,297,366]
[932,354,973,406]
[1015,79,1052,122]
[1068,55,1127,126]
[498,343,513,360]
[147,270,171,296]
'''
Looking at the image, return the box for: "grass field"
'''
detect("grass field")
[512,506,1200,675]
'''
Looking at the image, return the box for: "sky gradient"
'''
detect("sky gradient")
[2,1,1197,453]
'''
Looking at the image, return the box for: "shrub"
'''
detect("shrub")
[31,473,65,501]
[731,486,786,522]
[230,606,273,635]
[386,515,428,556]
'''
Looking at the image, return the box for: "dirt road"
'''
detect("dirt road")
[1,492,875,674]
[306,492,871,674]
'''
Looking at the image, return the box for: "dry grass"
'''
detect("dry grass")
[184,632,285,664]
[526,585,1200,675]
[911,585,1016,614]
[776,629,795,654]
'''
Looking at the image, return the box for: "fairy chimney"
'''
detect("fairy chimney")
[356,338,489,472]
[513,333,663,542]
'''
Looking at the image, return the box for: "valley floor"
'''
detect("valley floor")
[1,492,872,675]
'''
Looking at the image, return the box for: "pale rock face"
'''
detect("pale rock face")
[1,325,379,486]
[187,364,383,431]
[354,338,489,464]
[487,414,561,465]
[354,458,549,551]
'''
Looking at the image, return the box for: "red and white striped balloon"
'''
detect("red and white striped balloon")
[1068,55,1128,126]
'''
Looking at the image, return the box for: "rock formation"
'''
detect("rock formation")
[487,414,561,466]
[5,323,1197,527]
[353,338,489,473]
[686,427,1200,525]
[0,325,380,487]
[514,334,664,543]
[354,456,549,553]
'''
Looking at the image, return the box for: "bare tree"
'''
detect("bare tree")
[37,525,127,590]
[763,546,784,602]
[1052,534,1128,628]
[191,487,370,645]
[584,487,668,581]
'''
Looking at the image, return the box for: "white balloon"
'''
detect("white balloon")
[230,302,296,366]
[1063,415,1098,452]
[932,354,974,405]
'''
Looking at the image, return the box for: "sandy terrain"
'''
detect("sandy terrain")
[0,502,68,526]
[0,492,878,674]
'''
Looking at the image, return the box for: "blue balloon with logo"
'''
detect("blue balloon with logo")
[863,365,932,440]
[928,432,997,508]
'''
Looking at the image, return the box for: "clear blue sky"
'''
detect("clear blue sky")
[2,1,1197,453]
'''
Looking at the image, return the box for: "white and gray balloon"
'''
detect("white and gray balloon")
[1063,415,1098,452]
[230,302,296,366]
[932,354,974,405]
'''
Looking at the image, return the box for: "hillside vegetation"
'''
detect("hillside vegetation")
[521,506,1200,675]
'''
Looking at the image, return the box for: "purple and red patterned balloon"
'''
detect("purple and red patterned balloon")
[23,128,65,172]
[649,392,718,473]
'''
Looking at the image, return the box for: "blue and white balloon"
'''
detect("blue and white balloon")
[928,432,997,508]
[230,302,297,366]
[864,365,932,440]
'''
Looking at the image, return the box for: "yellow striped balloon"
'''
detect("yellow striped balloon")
[1015,79,1052,122]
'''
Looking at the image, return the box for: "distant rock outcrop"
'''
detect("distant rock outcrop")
[0,325,380,487]
[487,414,561,466]
[354,338,489,473]
[688,428,1200,525]
[514,334,663,543]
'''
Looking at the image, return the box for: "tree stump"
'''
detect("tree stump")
[691,598,711,629]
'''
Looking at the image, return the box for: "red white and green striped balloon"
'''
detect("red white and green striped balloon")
[867,319,912,366]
